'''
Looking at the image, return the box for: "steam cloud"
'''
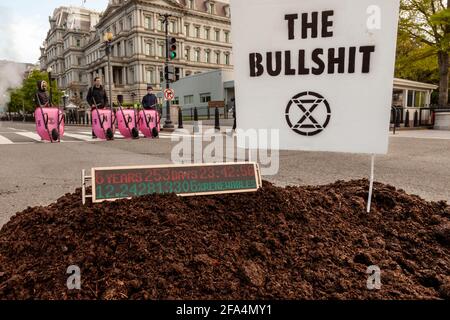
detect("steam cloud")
[0,61,27,112]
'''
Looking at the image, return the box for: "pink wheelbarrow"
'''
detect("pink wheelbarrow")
[116,95,139,139]
[92,107,115,140]
[35,105,65,143]
[138,108,160,138]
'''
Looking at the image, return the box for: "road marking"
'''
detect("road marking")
[115,133,125,139]
[15,132,43,141]
[63,133,95,142]
[0,129,198,144]
[0,135,14,145]
[77,131,93,135]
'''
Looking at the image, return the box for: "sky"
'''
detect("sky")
[0,0,109,64]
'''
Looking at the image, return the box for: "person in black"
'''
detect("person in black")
[141,85,158,110]
[87,77,109,109]
[231,98,236,131]
[87,77,109,138]
[35,80,49,107]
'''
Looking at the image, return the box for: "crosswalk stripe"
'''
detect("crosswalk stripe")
[15,132,42,141]
[0,129,198,144]
[63,133,95,142]
[0,135,14,144]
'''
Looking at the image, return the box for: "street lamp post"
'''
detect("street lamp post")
[131,92,136,107]
[103,32,114,112]
[62,91,68,110]
[162,14,174,129]
[22,98,25,122]
[47,67,53,107]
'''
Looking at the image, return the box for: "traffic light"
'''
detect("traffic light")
[169,37,177,60]
[164,65,176,82]
[175,67,180,81]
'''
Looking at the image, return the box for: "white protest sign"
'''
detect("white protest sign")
[231,0,400,154]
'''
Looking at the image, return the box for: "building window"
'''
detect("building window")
[414,91,426,108]
[128,40,134,55]
[184,95,194,104]
[215,30,220,41]
[119,20,124,32]
[184,48,190,61]
[145,17,152,29]
[158,44,164,57]
[146,68,154,84]
[129,67,135,84]
[209,3,215,14]
[200,93,211,103]
[407,90,414,107]
[184,24,190,37]
[128,15,133,28]
[194,50,200,62]
[117,42,121,56]
[205,28,210,40]
[225,53,230,65]
[224,31,230,43]
[215,52,220,64]
[169,21,176,33]
[205,51,211,64]
[76,39,81,47]
[145,43,152,56]
[195,26,200,38]
[188,0,194,9]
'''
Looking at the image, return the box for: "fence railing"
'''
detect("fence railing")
[179,106,231,121]
[390,106,436,128]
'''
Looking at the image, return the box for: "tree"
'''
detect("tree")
[395,30,440,84]
[399,0,450,107]
[67,83,84,108]
[7,89,24,114]
[7,70,63,113]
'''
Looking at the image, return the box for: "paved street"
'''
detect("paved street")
[1,121,449,227]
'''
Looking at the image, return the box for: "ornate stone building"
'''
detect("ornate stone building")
[40,0,232,106]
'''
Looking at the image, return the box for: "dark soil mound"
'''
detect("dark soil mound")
[0,180,449,300]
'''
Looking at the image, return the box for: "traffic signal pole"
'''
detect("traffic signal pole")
[163,14,174,129]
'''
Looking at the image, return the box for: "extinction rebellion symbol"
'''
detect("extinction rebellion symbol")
[285,91,331,136]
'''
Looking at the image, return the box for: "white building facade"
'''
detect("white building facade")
[40,0,233,107]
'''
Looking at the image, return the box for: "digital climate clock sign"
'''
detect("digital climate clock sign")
[92,163,262,203]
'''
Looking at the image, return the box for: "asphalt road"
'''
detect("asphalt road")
[1,121,449,227]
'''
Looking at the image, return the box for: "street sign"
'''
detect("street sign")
[208,101,225,108]
[90,162,262,203]
[231,0,400,154]
[164,88,175,101]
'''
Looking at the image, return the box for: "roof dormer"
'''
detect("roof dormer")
[206,0,216,15]
[224,4,230,17]
[187,0,195,10]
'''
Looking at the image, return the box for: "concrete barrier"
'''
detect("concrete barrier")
[434,112,450,130]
